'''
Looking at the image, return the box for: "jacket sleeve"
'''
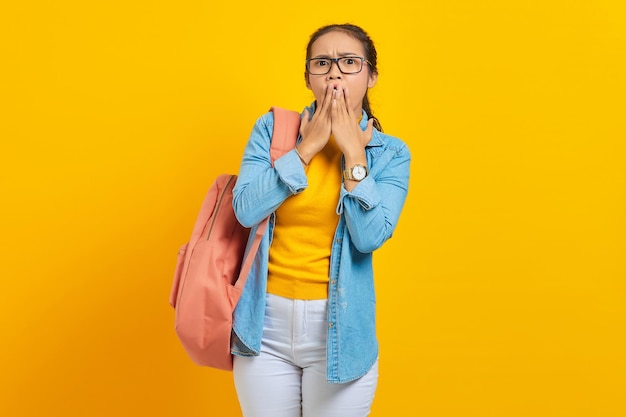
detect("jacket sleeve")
[337,139,411,253]
[232,112,308,228]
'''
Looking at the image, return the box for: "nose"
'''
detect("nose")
[326,60,342,80]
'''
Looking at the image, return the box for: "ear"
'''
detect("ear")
[305,72,312,90]
[367,71,378,88]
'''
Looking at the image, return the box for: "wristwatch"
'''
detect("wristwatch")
[343,164,369,182]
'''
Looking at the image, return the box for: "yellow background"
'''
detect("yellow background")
[1,1,625,416]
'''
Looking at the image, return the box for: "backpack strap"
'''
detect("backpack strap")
[269,106,301,166]
[235,107,300,291]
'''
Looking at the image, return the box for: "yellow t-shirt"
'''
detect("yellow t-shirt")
[267,136,342,300]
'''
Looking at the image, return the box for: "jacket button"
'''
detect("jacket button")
[329,322,334,328]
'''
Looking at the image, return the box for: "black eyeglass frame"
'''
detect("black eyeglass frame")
[305,56,370,75]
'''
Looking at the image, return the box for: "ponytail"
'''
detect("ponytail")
[363,94,382,132]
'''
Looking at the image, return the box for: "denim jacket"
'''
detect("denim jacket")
[231,102,411,383]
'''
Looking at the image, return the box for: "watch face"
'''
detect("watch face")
[352,165,367,180]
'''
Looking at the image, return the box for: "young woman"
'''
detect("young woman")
[231,23,411,417]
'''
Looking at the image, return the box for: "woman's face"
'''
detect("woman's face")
[306,31,377,115]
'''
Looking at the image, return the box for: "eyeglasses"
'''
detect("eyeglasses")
[305,56,368,75]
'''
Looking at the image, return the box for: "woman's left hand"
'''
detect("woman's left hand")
[330,86,374,160]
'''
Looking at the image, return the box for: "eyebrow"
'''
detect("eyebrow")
[311,52,361,59]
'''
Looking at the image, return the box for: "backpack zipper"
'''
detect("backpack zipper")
[207,175,236,240]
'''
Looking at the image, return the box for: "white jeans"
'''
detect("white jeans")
[233,293,378,417]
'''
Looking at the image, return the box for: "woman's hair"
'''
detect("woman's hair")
[305,23,383,132]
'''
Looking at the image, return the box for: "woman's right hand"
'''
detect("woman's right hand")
[295,84,333,164]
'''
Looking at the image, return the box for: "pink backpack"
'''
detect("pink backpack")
[169,107,300,370]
